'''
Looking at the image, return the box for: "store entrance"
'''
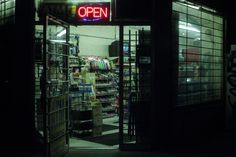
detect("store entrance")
[34,21,152,152]
[68,25,120,149]
[68,25,152,149]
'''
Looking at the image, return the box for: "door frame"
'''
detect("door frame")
[37,17,152,153]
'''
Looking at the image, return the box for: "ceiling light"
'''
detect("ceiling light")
[179,21,200,33]
[182,3,200,10]
[50,40,66,43]
[179,25,200,33]
[57,29,66,37]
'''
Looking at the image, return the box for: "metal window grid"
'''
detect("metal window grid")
[0,0,15,25]
[173,1,224,105]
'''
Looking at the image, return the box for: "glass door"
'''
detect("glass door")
[42,15,70,157]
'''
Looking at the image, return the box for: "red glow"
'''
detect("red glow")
[78,6,108,18]
[77,3,110,22]
[93,7,100,18]
[78,7,86,17]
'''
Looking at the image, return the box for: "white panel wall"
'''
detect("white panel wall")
[70,26,119,57]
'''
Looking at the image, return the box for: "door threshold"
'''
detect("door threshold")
[69,146,119,150]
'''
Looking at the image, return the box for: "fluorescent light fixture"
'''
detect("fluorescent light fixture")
[69,0,111,2]
[57,29,66,37]
[179,21,200,33]
[179,21,192,26]
[179,25,200,32]
[182,3,200,10]
[50,40,66,43]
[202,6,217,13]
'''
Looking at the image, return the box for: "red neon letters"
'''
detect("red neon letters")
[77,4,110,21]
[78,7,108,18]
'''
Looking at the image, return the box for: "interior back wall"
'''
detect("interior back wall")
[70,26,119,57]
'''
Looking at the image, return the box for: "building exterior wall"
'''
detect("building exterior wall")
[0,0,233,153]
[0,0,36,153]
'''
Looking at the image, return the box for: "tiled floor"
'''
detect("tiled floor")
[2,130,236,157]
[6,116,236,157]
[69,115,120,149]
[65,148,236,157]
[65,128,236,157]
[69,137,119,149]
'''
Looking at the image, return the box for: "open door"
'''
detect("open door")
[119,25,151,149]
[42,15,70,157]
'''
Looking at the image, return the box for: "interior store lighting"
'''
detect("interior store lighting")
[182,3,200,10]
[179,21,200,33]
[57,29,66,37]
[50,40,66,43]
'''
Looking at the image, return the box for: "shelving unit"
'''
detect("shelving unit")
[68,52,119,136]
[68,36,100,137]
[95,73,118,118]
[69,83,94,137]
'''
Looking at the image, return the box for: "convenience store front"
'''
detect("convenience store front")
[0,0,226,155]
[34,0,152,156]
[33,0,225,156]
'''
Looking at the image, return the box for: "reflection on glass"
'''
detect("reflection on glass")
[173,1,223,105]
[0,0,15,25]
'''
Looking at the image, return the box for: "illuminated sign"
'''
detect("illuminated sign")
[76,3,110,22]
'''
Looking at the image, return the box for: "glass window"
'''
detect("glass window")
[202,12,213,21]
[214,36,222,43]
[188,7,201,17]
[0,0,15,25]
[179,37,187,45]
[179,13,187,22]
[202,19,213,28]
[187,15,201,25]
[173,2,187,13]
[214,29,223,37]
[214,23,223,30]
[173,1,223,105]
[214,16,223,24]
[214,50,223,57]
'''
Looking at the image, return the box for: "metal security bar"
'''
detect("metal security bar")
[123,28,139,144]
[122,26,151,145]
[173,1,224,106]
[42,15,70,157]
[0,0,15,25]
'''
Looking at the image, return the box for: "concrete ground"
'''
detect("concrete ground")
[2,129,236,157]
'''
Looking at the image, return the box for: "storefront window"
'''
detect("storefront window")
[173,1,223,105]
[69,0,111,2]
[0,0,15,25]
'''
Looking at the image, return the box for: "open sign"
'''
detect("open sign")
[77,3,110,22]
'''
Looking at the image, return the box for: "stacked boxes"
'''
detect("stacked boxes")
[92,102,103,137]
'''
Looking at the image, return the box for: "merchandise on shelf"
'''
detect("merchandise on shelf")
[78,56,112,71]
[69,55,119,119]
